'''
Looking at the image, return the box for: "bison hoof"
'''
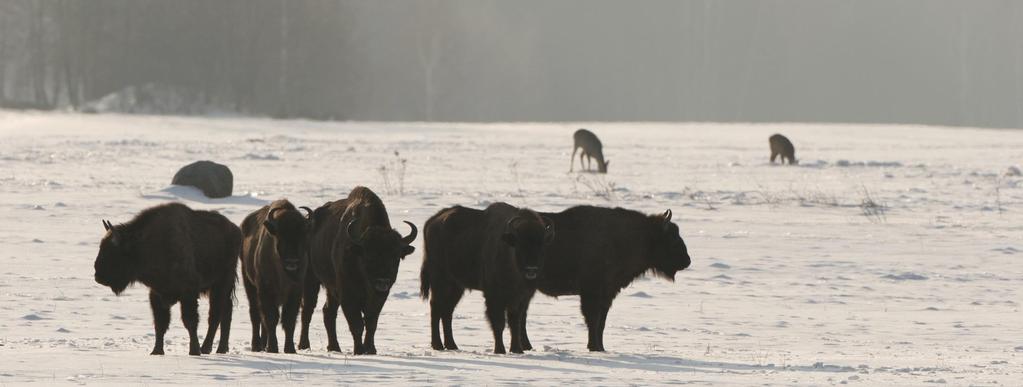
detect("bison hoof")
[298,341,310,350]
[150,349,165,356]
[284,346,296,354]
[365,347,377,355]
[493,348,506,355]
[511,348,523,354]
[522,343,533,351]
[216,346,229,354]
[444,342,459,351]
[431,342,445,351]
[200,346,213,355]
[327,344,342,352]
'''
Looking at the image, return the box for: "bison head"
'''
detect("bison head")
[263,206,313,281]
[649,209,691,280]
[94,220,135,295]
[346,219,417,294]
[501,212,555,281]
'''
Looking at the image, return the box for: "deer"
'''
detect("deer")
[570,129,609,173]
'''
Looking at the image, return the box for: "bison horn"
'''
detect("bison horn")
[401,221,418,244]
[662,209,672,222]
[299,206,313,217]
[346,218,362,245]
[102,220,112,231]
[267,207,286,219]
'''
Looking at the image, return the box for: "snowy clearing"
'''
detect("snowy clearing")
[1,112,1021,385]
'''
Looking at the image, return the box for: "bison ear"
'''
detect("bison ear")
[401,245,415,258]
[501,232,517,247]
[262,219,278,235]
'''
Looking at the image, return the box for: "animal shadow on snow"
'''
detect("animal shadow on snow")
[198,352,856,377]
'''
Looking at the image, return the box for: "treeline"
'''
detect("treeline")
[3,1,1023,127]
[0,0,357,118]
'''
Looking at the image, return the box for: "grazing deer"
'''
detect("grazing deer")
[570,129,609,173]
[769,134,798,165]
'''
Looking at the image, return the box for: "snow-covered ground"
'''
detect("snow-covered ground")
[1,111,1021,385]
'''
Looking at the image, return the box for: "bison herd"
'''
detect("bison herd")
[92,131,802,356]
[93,184,691,356]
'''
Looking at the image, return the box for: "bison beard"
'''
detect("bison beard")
[524,206,691,351]
[93,203,240,356]
[300,187,417,355]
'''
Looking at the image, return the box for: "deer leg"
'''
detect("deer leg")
[570,146,578,172]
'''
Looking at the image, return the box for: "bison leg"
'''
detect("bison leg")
[484,295,508,354]
[516,297,534,351]
[340,298,366,355]
[259,291,281,353]
[243,276,263,352]
[215,284,233,354]
[362,298,388,355]
[298,273,320,350]
[322,294,342,352]
[580,293,611,352]
[201,282,229,354]
[281,292,301,354]
[770,151,778,164]
[200,297,220,354]
[148,291,172,355]
[431,284,463,350]
[507,308,524,354]
[179,292,203,356]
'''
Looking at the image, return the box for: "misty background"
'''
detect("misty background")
[1,0,1021,128]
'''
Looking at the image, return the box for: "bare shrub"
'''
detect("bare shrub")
[378,150,408,196]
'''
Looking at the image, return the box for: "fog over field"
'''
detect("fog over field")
[2,1,1023,127]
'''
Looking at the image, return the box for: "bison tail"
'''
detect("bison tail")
[419,235,433,301]
[419,258,431,301]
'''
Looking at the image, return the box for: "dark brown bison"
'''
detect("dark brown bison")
[571,129,609,173]
[420,203,555,354]
[93,202,240,355]
[769,134,798,165]
[298,187,417,355]
[523,206,691,351]
[240,200,314,353]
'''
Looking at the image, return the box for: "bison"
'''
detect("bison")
[420,203,555,354]
[299,187,417,354]
[93,202,240,355]
[523,206,691,351]
[240,200,314,353]
[769,134,798,165]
